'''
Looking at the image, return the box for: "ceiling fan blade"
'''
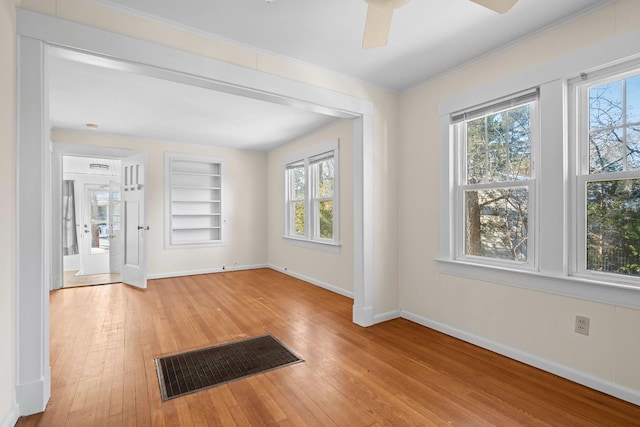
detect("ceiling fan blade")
[362,5,394,49]
[469,0,518,14]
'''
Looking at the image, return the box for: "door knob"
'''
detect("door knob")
[137,226,150,231]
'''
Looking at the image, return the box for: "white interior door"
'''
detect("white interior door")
[109,180,124,274]
[121,153,148,289]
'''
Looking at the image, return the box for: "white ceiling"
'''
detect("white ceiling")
[49,0,610,151]
[95,0,609,91]
[48,55,339,151]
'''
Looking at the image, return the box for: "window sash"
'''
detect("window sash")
[574,69,640,285]
[453,96,537,268]
[284,148,338,244]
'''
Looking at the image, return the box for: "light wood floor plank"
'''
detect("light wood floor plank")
[16,268,640,426]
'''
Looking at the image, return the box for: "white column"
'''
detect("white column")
[16,35,51,415]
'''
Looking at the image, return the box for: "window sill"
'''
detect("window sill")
[437,258,640,310]
[282,236,341,254]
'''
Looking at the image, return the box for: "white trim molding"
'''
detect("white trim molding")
[268,265,354,299]
[401,310,640,407]
[146,264,268,280]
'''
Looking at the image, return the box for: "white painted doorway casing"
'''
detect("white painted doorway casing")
[109,180,124,275]
[16,8,375,416]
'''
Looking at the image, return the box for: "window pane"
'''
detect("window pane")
[465,188,528,262]
[466,117,487,184]
[586,179,640,277]
[466,104,531,184]
[291,202,305,235]
[629,128,640,170]
[90,189,110,254]
[317,158,334,198]
[589,129,624,173]
[589,80,623,131]
[507,105,532,180]
[318,200,333,239]
[289,166,305,200]
[627,74,640,124]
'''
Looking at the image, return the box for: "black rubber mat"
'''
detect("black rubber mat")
[154,334,303,401]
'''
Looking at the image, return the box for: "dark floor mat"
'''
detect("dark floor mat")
[154,334,303,401]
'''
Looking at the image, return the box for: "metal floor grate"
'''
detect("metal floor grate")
[154,334,303,400]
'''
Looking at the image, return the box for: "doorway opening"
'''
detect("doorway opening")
[62,155,123,287]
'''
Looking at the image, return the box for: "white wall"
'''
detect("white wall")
[399,0,640,398]
[52,130,268,277]
[267,119,355,296]
[0,0,17,424]
[20,0,400,318]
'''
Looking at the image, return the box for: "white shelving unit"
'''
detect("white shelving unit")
[165,153,224,247]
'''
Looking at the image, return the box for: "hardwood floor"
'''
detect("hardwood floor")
[63,270,121,288]
[17,268,640,426]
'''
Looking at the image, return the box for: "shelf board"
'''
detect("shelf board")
[172,200,221,203]
[172,185,221,190]
[171,240,223,245]
[172,171,221,177]
[172,226,221,230]
[172,213,220,217]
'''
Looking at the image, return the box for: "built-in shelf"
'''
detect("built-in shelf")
[165,153,224,248]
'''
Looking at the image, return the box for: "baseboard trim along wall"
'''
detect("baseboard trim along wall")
[267,265,354,299]
[0,404,19,427]
[146,264,268,280]
[399,310,640,407]
[374,309,401,324]
[148,264,355,300]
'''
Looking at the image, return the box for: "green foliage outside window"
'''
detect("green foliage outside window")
[586,74,640,276]
[464,104,531,261]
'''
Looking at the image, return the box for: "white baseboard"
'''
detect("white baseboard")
[400,309,640,407]
[374,309,401,324]
[146,264,268,280]
[16,373,49,416]
[267,265,354,299]
[0,404,19,427]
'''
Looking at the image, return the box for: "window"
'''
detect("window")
[452,91,538,267]
[164,153,224,248]
[284,140,339,248]
[439,47,640,308]
[575,67,640,281]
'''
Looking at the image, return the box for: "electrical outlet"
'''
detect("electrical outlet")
[575,315,590,336]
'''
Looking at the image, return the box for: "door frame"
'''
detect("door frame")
[51,145,134,291]
[16,9,375,416]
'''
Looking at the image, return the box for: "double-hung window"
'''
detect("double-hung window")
[441,53,640,306]
[284,141,339,247]
[452,91,538,267]
[574,67,640,282]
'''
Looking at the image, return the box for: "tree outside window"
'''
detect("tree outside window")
[284,144,339,245]
[458,100,535,263]
[584,73,640,277]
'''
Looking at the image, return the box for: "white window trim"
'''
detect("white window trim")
[283,139,340,253]
[438,38,640,310]
[452,91,538,270]
[570,60,640,286]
